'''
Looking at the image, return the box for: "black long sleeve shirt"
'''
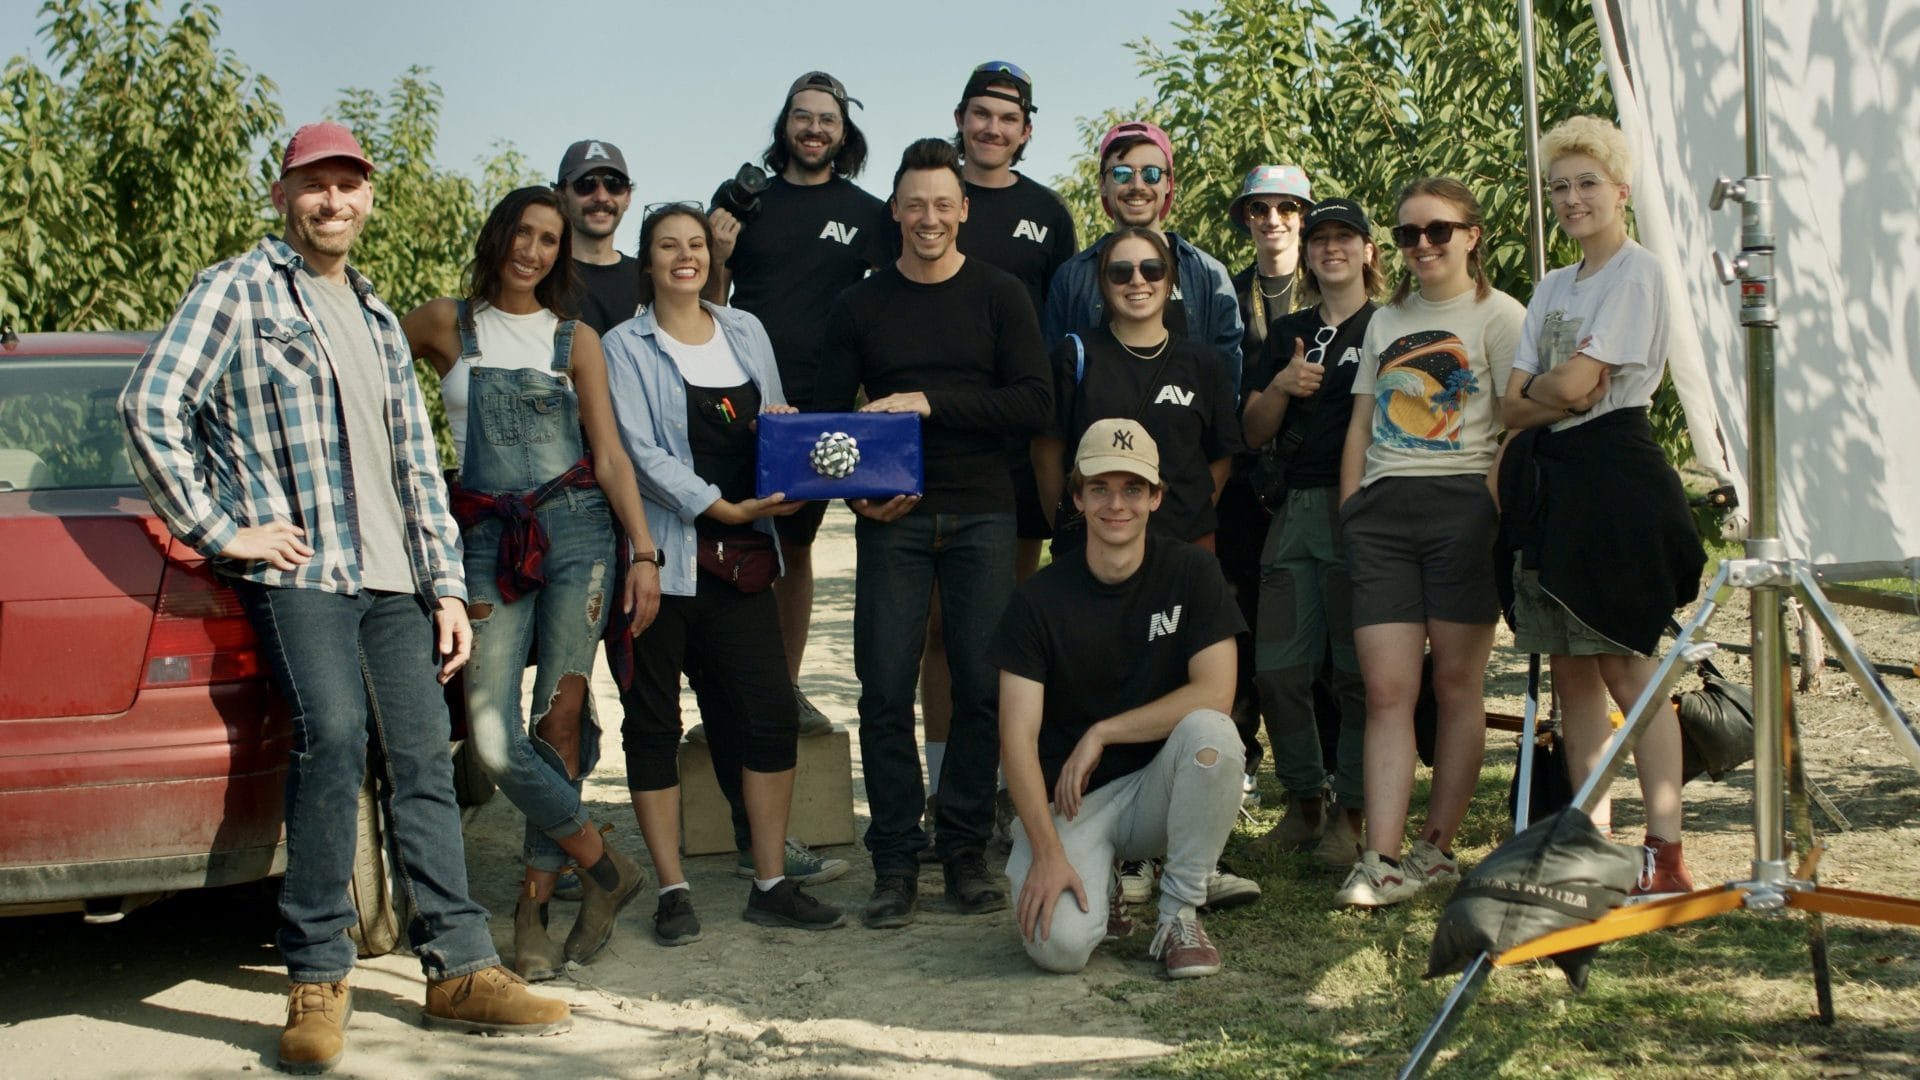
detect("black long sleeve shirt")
[814,258,1051,514]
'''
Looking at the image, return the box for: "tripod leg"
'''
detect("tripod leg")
[1791,565,1920,773]
[1571,563,1734,816]
[1398,953,1493,1080]
[1783,677,1836,1024]
[1513,653,1542,833]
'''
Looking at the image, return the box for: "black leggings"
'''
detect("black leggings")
[619,573,798,792]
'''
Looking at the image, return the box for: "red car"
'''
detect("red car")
[0,330,485,951]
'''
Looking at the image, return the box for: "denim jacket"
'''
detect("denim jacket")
[120,236,463,602]
[1041,230,1245,399]
[601,302,787,597]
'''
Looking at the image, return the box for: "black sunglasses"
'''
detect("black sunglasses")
[1104,164,1166,186]
[1103,258,1168,286]
[570,173,631,197]
[643,200,706,218]
[1390,220,1471,248]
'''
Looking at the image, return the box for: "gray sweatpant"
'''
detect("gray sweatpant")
[1006,709,1244,974]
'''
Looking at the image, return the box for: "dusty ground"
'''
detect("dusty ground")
[2,506,1916,1078]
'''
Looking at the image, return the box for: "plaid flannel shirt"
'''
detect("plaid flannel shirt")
[120,236,465,602]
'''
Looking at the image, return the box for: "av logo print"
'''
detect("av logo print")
[1153,384,1195,406]
[819,221,860,245]
[1148,605,1184,642]
[1012,219,1050,243]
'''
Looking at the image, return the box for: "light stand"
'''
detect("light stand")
[1398,1,1920,1075]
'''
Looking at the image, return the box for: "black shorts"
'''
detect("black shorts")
[774,498,831,546]
[1340,474,1500,628]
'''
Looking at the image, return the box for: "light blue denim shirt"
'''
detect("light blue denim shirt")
[601,301,788,597]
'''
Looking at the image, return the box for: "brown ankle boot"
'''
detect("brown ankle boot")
[423,965,571,1035]
[277,980,350,1074]
[1247,794,1325,856]
[1314,805,1364,868]
[564,842,647,964]
[1630,834,1695,900]
[512,881,566,982]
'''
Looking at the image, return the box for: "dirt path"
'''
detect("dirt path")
[0,504,1171,1079]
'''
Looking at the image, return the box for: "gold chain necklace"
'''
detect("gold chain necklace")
[1119,336,1170,361]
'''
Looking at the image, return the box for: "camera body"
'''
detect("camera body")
[710,162,771,221]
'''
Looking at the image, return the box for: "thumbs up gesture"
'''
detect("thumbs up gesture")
[1271,336,1324,398]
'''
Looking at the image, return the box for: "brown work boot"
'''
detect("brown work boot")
[1629,834,1696,902]
[564,842,647,964]
[1246,794,1326,857]
[512,881,566,982]
[1314,804,1364,868]
[277,980,350,1074]
[423,965,571,1035]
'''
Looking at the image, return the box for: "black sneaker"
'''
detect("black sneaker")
[943,852,1008,915]
[862,873,918,929]
[743,878,846,930]
[653,889,702,946]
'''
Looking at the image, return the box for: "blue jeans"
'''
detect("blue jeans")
[854,512,1015,873]
[235,583,498,984]
[463,487,612,872]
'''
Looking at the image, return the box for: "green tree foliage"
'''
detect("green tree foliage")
[1054,0,1693,465]
[0,0,281,330]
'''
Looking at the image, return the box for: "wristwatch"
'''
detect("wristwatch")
[631,548,664,567]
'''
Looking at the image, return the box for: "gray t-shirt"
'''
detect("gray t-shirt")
[299,268,416,593]
[1513,238,1669,432]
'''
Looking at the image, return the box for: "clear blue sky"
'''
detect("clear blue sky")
[3,0,1236,251]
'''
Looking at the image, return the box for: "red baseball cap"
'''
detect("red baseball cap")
[281,122,375,177]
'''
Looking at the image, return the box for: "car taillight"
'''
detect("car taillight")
[140,561,262,687]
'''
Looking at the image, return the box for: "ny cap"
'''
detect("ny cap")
[1075,418,1161,487]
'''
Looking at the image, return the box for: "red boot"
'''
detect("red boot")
[1629,834,1695,901]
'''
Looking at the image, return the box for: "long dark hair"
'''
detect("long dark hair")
[635,204,716,307]
[465,186,578,316]
[762,100,869,179]
[1388,176,1490,306]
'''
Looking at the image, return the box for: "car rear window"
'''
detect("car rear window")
[0,355,141,492]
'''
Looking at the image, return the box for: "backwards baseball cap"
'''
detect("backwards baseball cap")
[960,60,1035,116]
[1075,417,1161,487]
[786,70,864,111]
[1228,165,1313,232]
[556,139,630,187]
[1096,121,1177,221]
[281,122,373,177]
[1301,196,1372,242]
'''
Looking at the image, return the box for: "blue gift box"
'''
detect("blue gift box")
[756,412,924,501]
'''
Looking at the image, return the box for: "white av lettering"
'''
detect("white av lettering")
[1336,345,1362,367]
[819,221,860,245]
[1012,219,1050,244]
[1147,605,1184,642]
[1153,384,1196,407]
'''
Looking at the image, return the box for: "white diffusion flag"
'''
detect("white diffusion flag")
[1598,0,1920,569]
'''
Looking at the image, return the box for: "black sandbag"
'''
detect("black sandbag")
[1506,725,1574,826]
[1427,808,1637,990]
[1675,669,1754,783]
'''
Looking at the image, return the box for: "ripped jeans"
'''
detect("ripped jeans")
[462,486,614,872]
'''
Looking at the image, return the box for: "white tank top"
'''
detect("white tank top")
[441,304,565,465]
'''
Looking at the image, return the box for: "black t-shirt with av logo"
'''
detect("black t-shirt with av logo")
[990,536,1245,797]
[726,175,896,406]
[957,174,1078,320]
[1046,327,1245,541]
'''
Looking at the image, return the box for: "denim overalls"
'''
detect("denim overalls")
[455,301,612,872]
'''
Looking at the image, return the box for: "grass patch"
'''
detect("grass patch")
[1123,764,1920,1078]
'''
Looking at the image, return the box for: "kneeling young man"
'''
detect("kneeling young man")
[991,419,1246,978]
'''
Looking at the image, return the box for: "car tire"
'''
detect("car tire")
[347,769,404,958]
[451,738,495,810]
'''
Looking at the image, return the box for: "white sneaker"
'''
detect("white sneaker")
[1333,851,1422,908]
[1404,839,1459,890]
[1116,859,1155,905]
